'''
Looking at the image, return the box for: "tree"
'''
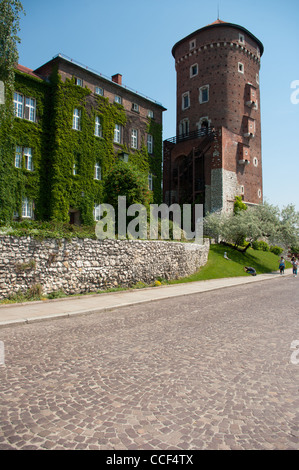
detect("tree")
[234,195,247,214]
[278,204,299,247]
[103,160,152,210]
[0,0,24,84]
[0,0,25,222]
[203,202,299,252]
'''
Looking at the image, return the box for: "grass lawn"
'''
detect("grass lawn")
[169,244,292,284]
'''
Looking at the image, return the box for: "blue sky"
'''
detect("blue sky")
[17,0,299,211]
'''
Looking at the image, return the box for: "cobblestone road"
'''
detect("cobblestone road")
[0,277,299,450]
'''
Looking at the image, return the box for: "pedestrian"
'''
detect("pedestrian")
[244,266,256,276]
[292,257,298,277]
[279,256,285,275]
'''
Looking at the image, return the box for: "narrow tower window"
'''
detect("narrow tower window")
[190,64,198,77]
[199,85,209,104]
[182,92,190,110]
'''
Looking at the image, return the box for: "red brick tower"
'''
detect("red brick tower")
[163,20,264,213]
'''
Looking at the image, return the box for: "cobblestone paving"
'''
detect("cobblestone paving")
[0,277,299,450]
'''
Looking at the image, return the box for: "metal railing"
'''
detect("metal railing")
[165,127,215,145]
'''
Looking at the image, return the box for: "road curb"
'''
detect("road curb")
[0,270,293,328]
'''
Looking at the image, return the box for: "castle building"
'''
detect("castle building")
[163,20,264,214]
[6,53,165,224]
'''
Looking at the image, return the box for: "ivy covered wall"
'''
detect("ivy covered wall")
[4,60,164,225]
[12,70,51,220]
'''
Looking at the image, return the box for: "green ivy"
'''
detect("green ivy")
[12,70,51,220]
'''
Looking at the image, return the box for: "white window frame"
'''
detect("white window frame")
[147,110,154,119]
[190,63,198,77]
[22,197,34,219]
[147,134,153,154]
[238,62,244,74]
[114,123,121,144]
[131,129,138,149]
[132,103,139,112]
[239,33,245,45]
[115,95,122,104]
[14,92,23,118]
[73,163,78,175]
[74,77,83,86]
[15,146,22,168]
[93,203,101,221]
[148,173,154,191]
[199,85,209,104]
[25,97,36,122]
[24,147,33,171]
[72,108,81,130]
[94,162,102,180]
[14,92,36,122]
[182,91,190,110]
[189,39,196,50]
[95,86,104,96]
[94,116,102,137]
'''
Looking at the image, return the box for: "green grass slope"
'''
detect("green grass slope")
[170,244,291,284]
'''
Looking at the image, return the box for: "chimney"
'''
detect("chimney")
[112,73,122,85]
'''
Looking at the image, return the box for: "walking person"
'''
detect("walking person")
[292,257,298,277]
[279,256,285,275]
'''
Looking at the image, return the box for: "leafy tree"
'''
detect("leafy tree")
[279,204,299,247]
[204,202,299,252]
[0,0,24,83]
[234,195,247,214]
[103,160,152,211]
[0,0,25,222]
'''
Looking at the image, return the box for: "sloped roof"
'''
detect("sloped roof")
[16,64,44,80]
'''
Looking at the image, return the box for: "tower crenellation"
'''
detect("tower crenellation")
[164,20,264,214]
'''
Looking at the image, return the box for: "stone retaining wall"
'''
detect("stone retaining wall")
[0,236,209,299]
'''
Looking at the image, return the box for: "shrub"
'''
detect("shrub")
[270,245,284,256]
[252,240,270,251]
[290,245,299,257]
[26,284,43,300]
[47,290,66,299]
